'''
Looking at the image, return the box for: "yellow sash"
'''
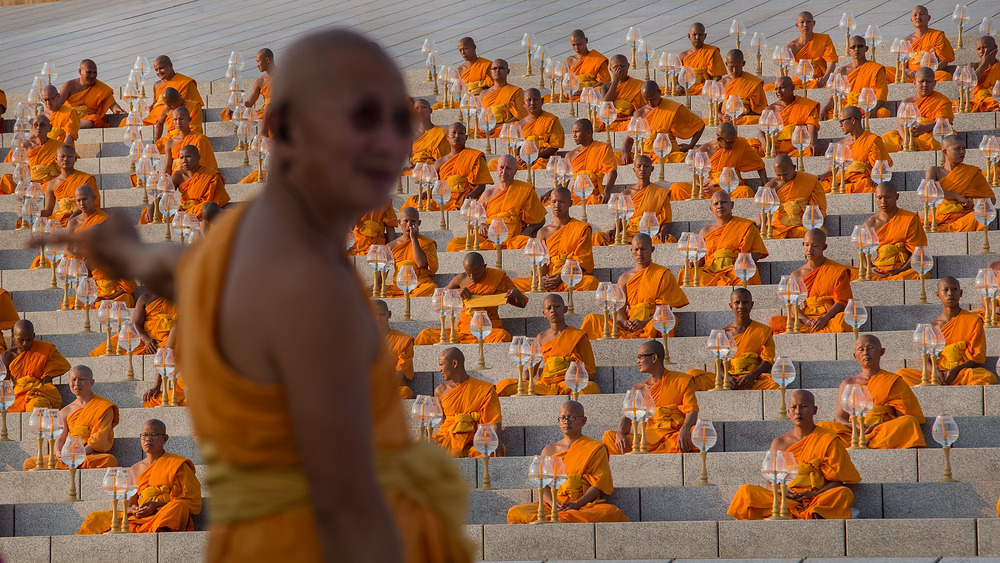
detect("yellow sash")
[70,425,92,442]
[628,302,655,322]
[357,220,383,238]
[788,458,826,491]
[779,199,806,227]
[938,341,967,370]
[863,404,892,426]
[707,248,737,273]
[139,484,172,503]
[649,405,685,433]
[543,356,570,381]
[728,352,760,375]
[873,242,908,270]
[802,296,833,317]
[450,412,480,434]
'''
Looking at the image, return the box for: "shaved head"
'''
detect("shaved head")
[154,55,172,66]
[789,389,815,407]
[610,54,628,66]
[161,87,182,104]
[804,228,826,245]
[544,293,566,307]
[561,400,585,417]
[726,49,745,63]
[633,232,653,246]
[857,333,881,348]
[774,75,793,90]
[732,287,752,300]
[773,154,794,171]
[440,347,465,366]
[69,365,94,380]
[570,29,587,41]
[640,339,665,362]
[915,67,935,81]
[841,105,862,120]
[258,48,274,60]
[941,135,964,150]
[74,184,96,199]
[711,190,732,205]
[718,122,737,139]
[178,144,200,157]
[573,118,593,134]
[875,181,898,196]
[463,252,486,270]
[552,186,572,200]
[690,22,706,34]
[399,206,419,221]
[13,319,33,335]
[372,299,389,314]
[641,80,661,98]
[144,419,167,434]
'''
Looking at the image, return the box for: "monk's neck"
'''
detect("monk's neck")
[799,31,814,42]
[57,170,75,180]
[729,70,743,79]
[450,145,466,156]
[731,315,752,330]
[939,305,962,321]
[806,256,827,268]
[549,321,568,333]
[944,160,962,172]
[495,79,509,88]
[714,215,733,227]
[636,260,653,271]
[878,207,899,221]
[562,433,583,446]
[647,368,665,383]
[856,367,878,380]
[83,209,98,218]
[527,110,542,121]
[637,179,651,189]
[450,373,470,386]
[146,449,165,463]
[551,214,572,227]
[914,25,929,36]
[579,138,595,148]
[75,392,94,405]
[791,422,815,440]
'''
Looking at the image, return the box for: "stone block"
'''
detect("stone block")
[609,452,683,488]
[682,452,759,486]
[912,386,985,416]
[845,518,978,557]
[848,448,918,483]
[849,483,885,519]
[807,559,936,563]
[51,531,157,562]
[0,536,50,563]
[482,522,595,561]
[0,469,82,503]
[978,518,1000,557]
[917,447,1000,483]
[921,417,1000,449]
[718,519,845,558]
[158,531,208,563]
[465,524,484,561]
[882,482,1000,518]
[606,486,641,522]
[467,489,532,525]
[985,385,1000,416]
[694,390,763,421]
[595,520,719,559]
[639,485,737,521]
[721,420,792,451]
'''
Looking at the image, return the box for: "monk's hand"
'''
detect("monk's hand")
[539,190,553,204]
[956,195,971,210]
[678,142,695,153]
[134,501,165,518]
[541,274,562,291]
[677,428,695,452]
[143,384,161,403]
[619,150,633,166]
[603,229,616,243]
[408,224,419,239]
[516,157,528,169]
[558,501,580,511]
[808,314,831,332]
[614,430,631,453]
[944,367,960,386]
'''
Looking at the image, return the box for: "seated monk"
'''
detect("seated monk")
[888,6,956,83]
[446,154,545,252]
[223,49,274,120]
[928,136,995,232]
[403,122,493,211]
[565,29,611,91]
[764,12,838,91]
[348,198,397,257]
[0,288,19,352]
[689,288,780,391]
[821,37,891,120]
[603,340,698,454]
[667,122,764,201]
[143,56,204,125]
[79,419,202,533]
[690,191,769,286]
[41,85,80,145]
[23,365,118,470]
[432,348,503,458]
[414,253,527,345]
[581,234,688,340]
[508,401,629,523]
[620,81,705,165]
[0,320,70,412]
[819,106,893,194]
[881,67,954,153]
[750,76,820,157]
[600,55,644,132]
[38,145,99,228]
[67,186,137,308]
[142,326,184,408]
[162,106,216,174]
[457,37,493,96]
[817,335,926,449]
[141,146,229,224]
[497,294,600,396]
[56,60,125,128]
[968,36,1000,112]
[857,182,927,281]
[91,289,175,358]
[718,49,768,125]
[373,300,416,400]
[481,59,526,132]
[0,114,63,195]
[898,278,997,386]
[152,88,204,152]
[728,390,861,520]
[514,187,600,292]
[384,207,438,297]
[769,229,851,334]
[677,23,726,95]
[407,99,450,171]
[767,155,826,239]
[593,156,672,246]
[558,119,617,205]
[489,88,564,170]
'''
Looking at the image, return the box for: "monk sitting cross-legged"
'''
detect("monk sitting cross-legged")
[162,106,216,174]
[769,229,851,334]
[603,340,698,454]
[408,99,450,169]
[691,191,768,286]
[593,156,672,246]
[446,154,545,252]
[56,59,125,128]
[751,76,820,157]
[888,6,956,83]
[79,419,202,534]
[141,145,229,224]
[717,49,768,125]
[348,198,397,257]
[897,278,997,386]
[41,85,80,145]
[580,234,688,340]
[555,119,617,205]
[728,390,861,520]
[496,294,600,397]
[821,37,890,120]
[487,88,564,171]
[565,29,611,91]
[38,145,99,229]
[403,122,494,211]
[143,56,204,126]
[819,106,892,194]
[414,252,527,345]
[0,320,70,412]
[678,23,727,95]
[927,136,995,232]
[600,55,645,132]
[881,68,954,153]
[373,300,416,400]
[768,11,839,90]
[384,207,438,298]
[967,36,1000,112]
[0,114,63,194]
[767,155,826,240]
[857,182,927,281]
[514,187,600,292]
[67,186,137,308]
[23,365,118,470]
[457,37,493,96]
[689,288,779,391]
[620,81,705,165]
[90,289,176,358]
[817,335,926,449]
[142,327,184,408]
[222,49,275,120]
[508,401,629,523]
[481,59,526,132]
[152,88,204,152]
[433,348,503,458]
[667,122,765,201]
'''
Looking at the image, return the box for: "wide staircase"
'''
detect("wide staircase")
[1,37,999,563]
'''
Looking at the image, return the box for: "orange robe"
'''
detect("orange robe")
[514,111,564,169]
[348,200,397,256]
[580,263,689,340]
[569,141,618,204]
[167,132,217,173]
[445,180,545,251]
[841,61,891,118]
[728,426,860,520]
[791,33,838,89]
[881,91,954,152]
[771,171,826,239]
[143,73,204,125]
[23,394,119,470]
[48,104,81,142]
[515,219,600,292]
[683,45,727,95]
[221,79,270,121]
[65,80,116,127]
[177,167,229,216]
[969,62,1000,112]
[0,289,19,348]
[897,310,997,386]
[668,138,762,200]
[606,77,645,131]
[410,126,449,166]
[693,217,769,286]
[403,148,494,211]
[496,326,599,396]
[721,73,768,124]
[934,163,994,232]
[385,235,438,297]
[769,258,852,334]
[433,376,502,458]
[387,329,416,400]
[78,452,202,534]
[414,267,517,345]
[889,29,955,83]
[640,98,706,163]
[748,97,820,157]
[689,321,779,391]
[45,170,100,227]
[816,370,926,449]
[593,183,672,246]
[0,137,63,194]
[91,296,176,358]
[864,209,927,281]
[601,372,698,454]
[507,436,629,523]
[462,57,493,95]
[154,99,205,152]
[571,50,611,88]
[8,340,69,412]
[820,132,892,194]
[175,205,473,562]
[482,84,526,125]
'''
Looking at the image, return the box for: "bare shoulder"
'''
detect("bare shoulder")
[618,268,637,285]
[539,443,558,457]
[926,165,946,179]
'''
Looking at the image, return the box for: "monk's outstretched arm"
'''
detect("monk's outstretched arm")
[602,170,618,204]
[677,410,698,452]
[559,484,602,511]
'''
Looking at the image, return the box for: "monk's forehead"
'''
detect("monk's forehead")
[560,401,584,416]
[789,389,814,406]
[689,23,706,33]
[143,420,167,433]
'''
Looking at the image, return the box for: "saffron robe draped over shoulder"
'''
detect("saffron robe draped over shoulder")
[934,163,994,232]
[414,267,517,345]
[348,200,398,256]
[601,372,698,454]
[446,180,545,251]
[385,235,439,298]
[771,171,826,239]
[66,80,116,127]
[897,310,997,386]
[864,209,926,281]
[496,326,599,396]
[669,138,762,201]
[0,137,64,194]
[404,148,494,211]
[433,376,503,458]
[816,370,926,449]
[640,98,706,163]
[570,141,618,204]
[692,217,769,286]
[682,45,727,95]
[594,183,671,246]
[580,263,689,340]
[881,91,954,152]
[769,259,852,334]
[9,340,70,412]
[25,394,119,470]
[723,73,768,124]
[820,132,892,194]
[689,321,779,391]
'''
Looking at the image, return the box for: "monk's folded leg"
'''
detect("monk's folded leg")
[669,182,695,201]
[731,185,754,198]
[687,369,716,392]
[445,238,496,252]
[796,486,854,519]
[410,282,438,297]
[747,373,780,390]
[511,277,532,293]
[399,386,414,400]
[873,107,892,118]
[503,236,530,250]
[865,415,926,449]
[769,316,790,334]
[82,453,118,468]
[601,429,631,455]
[727,483,776,520]
[131,499,193,532]
[811,313,849,333]
[495,378,521,397]
[815,420,852,446]
[580,313,609,340]
[77,510,115,534]
[880,131,904,152]
[507,502,545,524]
[951,368,997,386]
[574,275,600,291]
[414,328,445,346]
[896,368,923,387]
[0,174,16,195]
[484,329,512,343]
[558,504,630,523]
